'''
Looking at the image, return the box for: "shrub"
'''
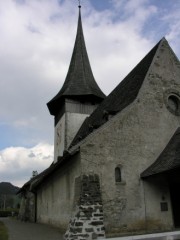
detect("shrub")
[0,209,19,217]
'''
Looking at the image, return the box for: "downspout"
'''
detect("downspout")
[142,179,148,233]
[34,192,37,223]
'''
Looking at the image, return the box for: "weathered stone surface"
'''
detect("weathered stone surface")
[75,222,83,227]
[35,154,81,232]
[18,192,36,222]
[64,174,105,240]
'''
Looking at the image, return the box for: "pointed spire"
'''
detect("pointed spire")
[47,6,105,116]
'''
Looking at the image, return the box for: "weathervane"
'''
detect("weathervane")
[78,0,81,8]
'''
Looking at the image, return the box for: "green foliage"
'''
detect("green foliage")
[0,221,8,240]
[0,194,21,210]
[0,209,19,217]
[0,182,20,210]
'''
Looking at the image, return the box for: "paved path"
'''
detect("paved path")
[107,231,180,240]
[1,217,180,240]
[0,217,63,240]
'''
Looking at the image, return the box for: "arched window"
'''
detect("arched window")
[167,94,180,115]
[115,167,122,182]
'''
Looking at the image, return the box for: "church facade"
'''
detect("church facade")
[19,6,180,240]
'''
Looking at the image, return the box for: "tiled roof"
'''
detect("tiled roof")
[70,39,163,148]
[141,128,180,178]
[47,8,105,116]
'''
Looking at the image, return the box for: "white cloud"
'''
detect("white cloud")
[160,2,180,55]
[0,143,53,187]
[83,0,157,92]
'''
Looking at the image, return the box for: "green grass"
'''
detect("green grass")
[0,221,8,240]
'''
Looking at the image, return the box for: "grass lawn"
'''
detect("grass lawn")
[0,221,8,240]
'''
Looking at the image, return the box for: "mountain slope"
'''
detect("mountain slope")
[0,182,19,195]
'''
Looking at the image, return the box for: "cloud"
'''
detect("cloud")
[0,0,75,147]
[160,1,180,54]
[83,0,157,92]
[0,143,53,187]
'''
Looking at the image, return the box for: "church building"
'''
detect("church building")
[19,5,180,240]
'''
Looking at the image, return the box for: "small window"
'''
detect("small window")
[161,202,168,212]
[168,95,178,111]
[166,94,180,116]
[115,167,122,182]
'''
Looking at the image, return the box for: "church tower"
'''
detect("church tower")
[47,6,105,163]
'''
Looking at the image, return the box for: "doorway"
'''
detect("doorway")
[169,177,180,228]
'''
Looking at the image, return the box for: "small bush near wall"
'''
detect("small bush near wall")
[0,209,19,217]
[0,211,11,217]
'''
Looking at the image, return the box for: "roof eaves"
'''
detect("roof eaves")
[141,128,180,178]
[30,148,80,191]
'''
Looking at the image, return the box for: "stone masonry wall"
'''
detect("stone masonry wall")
[79,39,180,236]
[64,175,105,240]
[18,191,36,222]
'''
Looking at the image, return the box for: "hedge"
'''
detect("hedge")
[0,210,19,217]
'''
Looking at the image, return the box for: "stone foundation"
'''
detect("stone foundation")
[64,175,105,240]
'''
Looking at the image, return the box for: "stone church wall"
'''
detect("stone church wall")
[36,154,81,232]
[79,101,176,235]
[18,191,36,222]
[79,40,180,236]
[32,40,180,237]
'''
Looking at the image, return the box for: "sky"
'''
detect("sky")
[0,0,180,187]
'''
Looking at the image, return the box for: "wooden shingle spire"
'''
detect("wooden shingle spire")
[47,6,105,116]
